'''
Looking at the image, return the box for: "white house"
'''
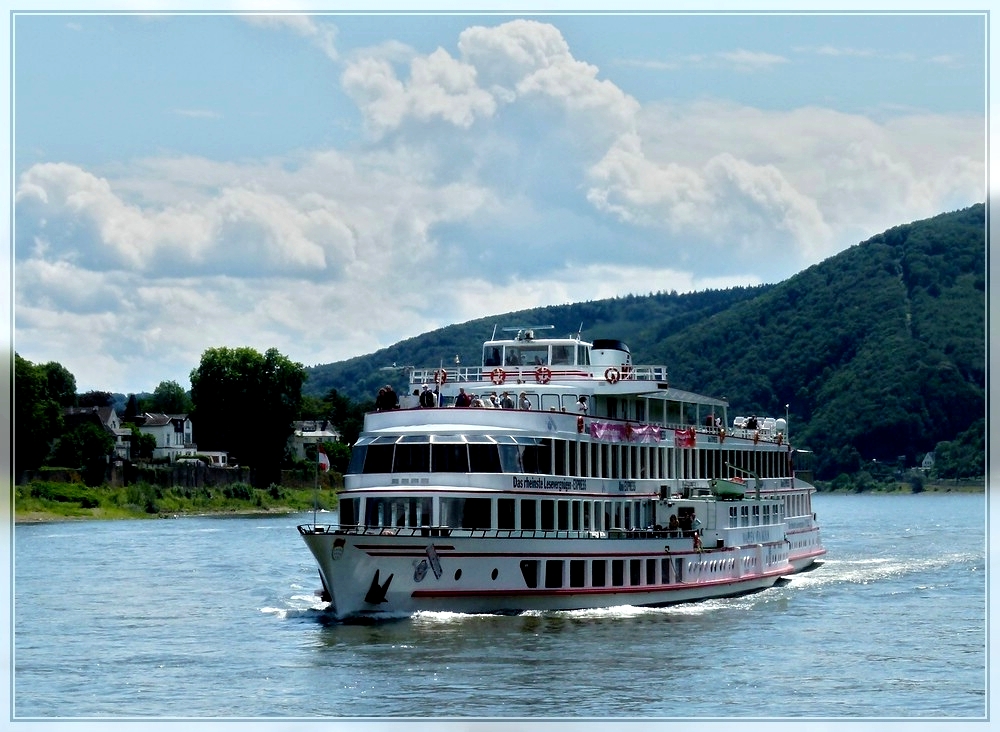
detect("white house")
[137,413,197,462]
[289,420,342,461]
[921,452,935,472]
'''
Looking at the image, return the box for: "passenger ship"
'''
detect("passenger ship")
[298,326,825,620]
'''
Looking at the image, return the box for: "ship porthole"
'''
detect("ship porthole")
[454,568,462,581]
[491,568,499,581]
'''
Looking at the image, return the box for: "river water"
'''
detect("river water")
[10,492,988,731]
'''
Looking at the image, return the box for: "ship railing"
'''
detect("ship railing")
[409,365,670,385]
[297,524,699,540]
[656,422,786,446]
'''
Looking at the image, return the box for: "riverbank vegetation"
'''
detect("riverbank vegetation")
[15,479,341,523]
[815,475,983,494]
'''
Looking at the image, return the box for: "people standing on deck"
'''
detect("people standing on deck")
[519,392,531,410]
[455,388,472,408]
[679,512,692,532]
[745,415,758,430]
[487,392,500,408]
[375,386,399,411]
[576,395,589,414]
[500,391,514,409]
[419,384,436,408]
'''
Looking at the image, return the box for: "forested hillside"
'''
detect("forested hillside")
[304,204,985,481]
[650,204,985,478]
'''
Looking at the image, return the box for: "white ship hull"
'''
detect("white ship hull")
[300,527,798,620]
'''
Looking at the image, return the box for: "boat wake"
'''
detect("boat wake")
[260,592,331,620]
[782,551,982,591]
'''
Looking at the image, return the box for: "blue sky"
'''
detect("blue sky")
[8,8,987,396]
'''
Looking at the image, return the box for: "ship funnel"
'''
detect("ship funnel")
[590,339,632,367]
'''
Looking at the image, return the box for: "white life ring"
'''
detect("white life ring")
[604,367,620,384]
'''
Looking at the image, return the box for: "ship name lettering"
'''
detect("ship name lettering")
[618,480,636,493]
[511,476,585,492]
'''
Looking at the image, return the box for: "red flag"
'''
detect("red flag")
[318,445,331,472]
[673,428,695,448]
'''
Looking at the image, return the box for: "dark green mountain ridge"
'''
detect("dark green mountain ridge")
[305,203,985,480]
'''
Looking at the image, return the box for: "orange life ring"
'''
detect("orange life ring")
[433,368,448,385]
[604,367,620,384]
[577,415,585,433]
[490,368,506,385]
[535,366,552,384]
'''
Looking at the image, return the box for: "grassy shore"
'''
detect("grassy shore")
[14,480,339,524]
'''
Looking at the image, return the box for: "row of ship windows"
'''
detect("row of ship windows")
[348,438,792,481]
[340,496,660,532]
[518,555,765,589]
[339,495,805,532]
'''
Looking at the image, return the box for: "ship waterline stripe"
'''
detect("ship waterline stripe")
[354,544,455,552]
[410,571,785,599]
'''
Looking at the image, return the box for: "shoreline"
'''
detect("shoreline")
[14,505,320,525]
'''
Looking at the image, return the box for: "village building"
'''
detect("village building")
[288,420,342,461]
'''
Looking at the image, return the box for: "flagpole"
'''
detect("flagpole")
[313,443,319,526]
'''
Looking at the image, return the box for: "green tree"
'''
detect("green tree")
[42,361,77,407]
[126,425,157,461]
[930,418,984,479]
[123,394,141,421]
[190,346,305,487]
[299,394,329,420]
[52,421,115,476]
[148,380,194,414]
[318,441,352,474]
[14,354,64,473]
[78,390,115,408]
